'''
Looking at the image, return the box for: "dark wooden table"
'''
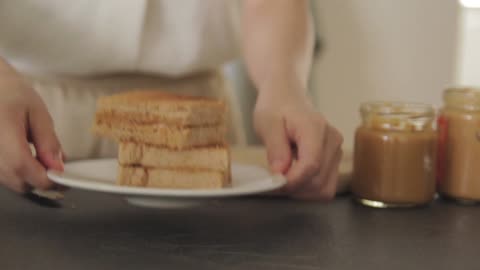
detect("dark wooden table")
[0,188,478,270]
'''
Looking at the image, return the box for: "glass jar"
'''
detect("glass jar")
[437,87,480,203]
[352,102,437,208]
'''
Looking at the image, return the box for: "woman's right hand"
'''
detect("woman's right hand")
[0,60,64,193]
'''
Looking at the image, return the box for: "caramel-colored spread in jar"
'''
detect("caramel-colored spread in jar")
[438,88,480,202]
[352,102,437,207]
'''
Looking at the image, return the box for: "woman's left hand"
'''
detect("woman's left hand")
[253,87,343,200]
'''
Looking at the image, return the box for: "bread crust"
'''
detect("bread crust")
[118,142,230,171]
[118,165,230,189]
[95,90,226,127]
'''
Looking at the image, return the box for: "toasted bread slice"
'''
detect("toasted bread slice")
[93,119,226,148]
[118,165,230,189]
[118,142,229,171]
[93,90,227,148]
[95,90,226,127]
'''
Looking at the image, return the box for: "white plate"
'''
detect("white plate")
[47,159,286,208]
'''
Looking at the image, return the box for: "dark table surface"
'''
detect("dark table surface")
[0,188,479,270]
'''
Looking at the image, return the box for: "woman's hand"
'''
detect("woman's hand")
[242,0,342,200]
[0,64,64,193]
[254,86,343,200]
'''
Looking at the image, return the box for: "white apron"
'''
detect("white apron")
[26,71,247,160]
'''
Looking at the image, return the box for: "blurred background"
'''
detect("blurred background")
[225,0,480,149]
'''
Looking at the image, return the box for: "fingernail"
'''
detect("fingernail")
[54,151,64,171]
[52,151,61,161]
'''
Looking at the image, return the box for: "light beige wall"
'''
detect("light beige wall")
[456,7,480,85]
[310,0,460,149]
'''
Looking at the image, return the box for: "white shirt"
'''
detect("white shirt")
[0,0,242,77]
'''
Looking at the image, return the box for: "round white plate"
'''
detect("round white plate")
[47,159,286,208]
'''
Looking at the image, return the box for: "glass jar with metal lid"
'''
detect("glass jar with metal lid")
[352,101,437,208]
[437,87,480,203]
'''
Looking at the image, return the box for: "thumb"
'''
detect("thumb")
[28,104,64,172]
[259,118,292,174]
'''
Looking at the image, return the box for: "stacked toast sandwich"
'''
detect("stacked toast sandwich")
[92,90,231,189]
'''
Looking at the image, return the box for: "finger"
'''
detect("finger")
[320,147,343,188]
[293,163,340,201]
[0,109,33,193]
[265,124,342,197]
[293,126,343,193]
[1,131,55,191]
[0,143,32,194]
[292,147,342,201]
[284,124,325,191]
[13,142,56,190]
[260,117,292,174]
[0,171,31,194]
[1,105,58,191]
[60,149,67,162]
[28,104,64,172]
[51,150,69,191]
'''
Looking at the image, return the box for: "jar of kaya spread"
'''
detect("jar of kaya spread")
[352,102,437,208]
[437,87,480,203]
